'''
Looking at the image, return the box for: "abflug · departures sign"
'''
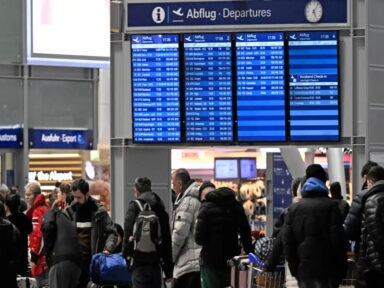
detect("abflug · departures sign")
[127,0,347,28]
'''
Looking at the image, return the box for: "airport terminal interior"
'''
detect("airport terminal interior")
[1,0,384,287]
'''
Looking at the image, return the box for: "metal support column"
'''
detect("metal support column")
[327,148,347,196]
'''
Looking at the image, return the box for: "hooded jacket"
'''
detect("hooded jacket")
[283,177,347,283]
[358,180,384,274]
[122,190,173,279]
[195,187,253,268]
[64,197,117,255]
[172,181,201,279]
[41,209,83,268]
[26,194,49,276]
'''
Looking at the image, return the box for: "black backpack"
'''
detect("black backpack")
[131,200,162,264]
[0,219,18,267]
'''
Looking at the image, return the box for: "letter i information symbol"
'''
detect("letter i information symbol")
[152,7,165,23]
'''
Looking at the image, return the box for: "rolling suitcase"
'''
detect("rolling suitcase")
[228,255,250,288]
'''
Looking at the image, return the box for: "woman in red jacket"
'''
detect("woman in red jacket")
[25,182,50,288]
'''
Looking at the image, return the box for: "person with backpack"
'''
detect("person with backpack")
[25,182,50,288]
[0,200,20,288]
[195,186,253,288]
[41,206,83,288]
[5,194,33,277]
[358,165,384,286]
[171,168,202,288]
[122,177,173,288]
[64,179,117,288]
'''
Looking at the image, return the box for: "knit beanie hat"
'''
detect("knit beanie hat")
[305,164,328,183]
[199,182,216,199]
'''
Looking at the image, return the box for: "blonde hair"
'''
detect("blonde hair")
[25,182,41,197]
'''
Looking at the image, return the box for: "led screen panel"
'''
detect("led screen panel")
[184,33,233,142]
[28,0,109,68]
[240,158,257,178]
[288,31,340,141]
[214,158,239,179]
[236,32,286,142]
[131,34,181,143]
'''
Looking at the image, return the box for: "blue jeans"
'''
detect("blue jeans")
[35,269,49,288]
[132,263,162,288]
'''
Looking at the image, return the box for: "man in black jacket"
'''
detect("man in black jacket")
[195,186,253,288]
[358,165,384,286]
[42,208,83,288]
[283,164,347,288]
[122,177,173,288]
[344,160,377,288]
[344,161,378,243]
[64,179,117,288]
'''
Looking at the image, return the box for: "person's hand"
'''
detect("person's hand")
[102,250,111,255]
[30,261,36,269]
[164,278,173,288]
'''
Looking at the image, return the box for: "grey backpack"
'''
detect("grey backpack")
[132,200,162,263]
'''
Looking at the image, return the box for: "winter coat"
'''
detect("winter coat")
[283,177,347,283]
[358,180,384,274]
[344,187,367,255]
[122,191,173,279]
[41,209,83,268]
[26,194,50,276]
[172,181,201,279]
[64,197,118,255]
[195,187,253,268]
[7,213,33,276]
[332,198,350,220]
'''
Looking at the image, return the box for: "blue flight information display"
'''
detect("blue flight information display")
[184,33,233,142]
[131,34,181,143]
[236,32,286,141]
[288,31,340,141]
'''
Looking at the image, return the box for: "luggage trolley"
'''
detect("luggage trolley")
[229,254,285,288]
[247,254,284,288]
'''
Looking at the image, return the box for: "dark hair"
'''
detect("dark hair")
[199,182,216,198]
[5,194,20,215]
[366,166,384,184]
[173,168,191,186]
[0,201,5,218]
[71,179,89,195]
[55,182,62,188]
[60,183,71,195]
[330,182,342,199]
[361,161,378,178]
[134,177,151,194]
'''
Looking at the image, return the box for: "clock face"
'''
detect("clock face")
[305,0,323,23]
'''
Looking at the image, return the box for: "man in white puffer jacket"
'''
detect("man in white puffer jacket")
[171,168,202,288]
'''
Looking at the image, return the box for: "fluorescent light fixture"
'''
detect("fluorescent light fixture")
[29,153,80,158]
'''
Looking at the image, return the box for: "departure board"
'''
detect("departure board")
[131,35,181,143]
[288,31,340,141]
[184,33,233,142]
[236,32,286,142]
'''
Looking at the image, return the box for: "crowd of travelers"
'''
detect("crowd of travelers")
[0,161,383,288]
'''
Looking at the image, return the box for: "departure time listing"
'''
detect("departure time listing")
[131,34,181,143]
